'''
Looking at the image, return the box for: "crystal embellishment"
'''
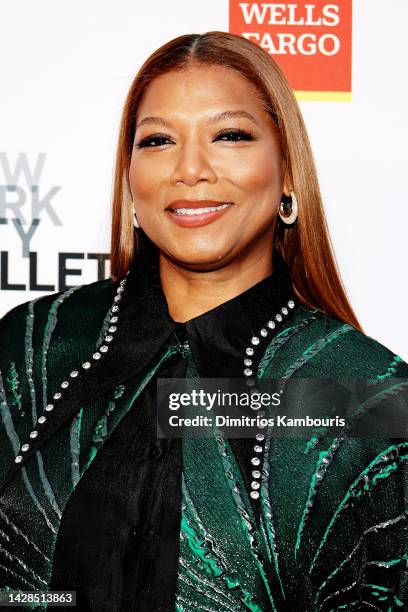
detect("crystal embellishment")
[13,274,129,466]
[242,296,296,501]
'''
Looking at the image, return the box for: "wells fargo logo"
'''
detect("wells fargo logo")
[229,1,352,101]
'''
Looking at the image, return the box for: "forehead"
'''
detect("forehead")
[137,65,268,119]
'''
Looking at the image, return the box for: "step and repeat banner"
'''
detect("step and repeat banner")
[1,1,407,359]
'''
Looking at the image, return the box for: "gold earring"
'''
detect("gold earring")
[278,191,298,224]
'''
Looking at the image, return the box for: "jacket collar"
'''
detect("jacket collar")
[2,236,297,489]
[111,233,297,379]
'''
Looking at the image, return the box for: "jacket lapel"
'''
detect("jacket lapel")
[1,246,177,490]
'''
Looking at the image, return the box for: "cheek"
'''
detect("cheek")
[225,140,283,194]
[129,159,160,201]
[233,157,282,195]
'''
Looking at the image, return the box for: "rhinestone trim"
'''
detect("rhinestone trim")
[243,296,296,500]
[14,273,129,464]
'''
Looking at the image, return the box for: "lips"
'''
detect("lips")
[165,200,233,228]
[166,199,231,211]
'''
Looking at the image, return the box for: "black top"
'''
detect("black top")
[49,245,297,611]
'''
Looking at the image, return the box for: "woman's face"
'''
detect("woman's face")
[129,64,288,271]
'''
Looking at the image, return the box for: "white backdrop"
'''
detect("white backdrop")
[1,0,407,360]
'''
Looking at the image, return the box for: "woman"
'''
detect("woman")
[0,31,407,612]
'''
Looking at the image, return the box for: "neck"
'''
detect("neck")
[159,245,274,324]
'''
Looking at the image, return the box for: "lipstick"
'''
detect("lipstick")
[165,200,233,228]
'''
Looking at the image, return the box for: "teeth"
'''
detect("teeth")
[172,203,230,215]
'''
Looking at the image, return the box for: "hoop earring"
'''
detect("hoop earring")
[278,191,298,224]
[132,202,140,228]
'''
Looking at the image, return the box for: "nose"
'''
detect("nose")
[170,140,217,186]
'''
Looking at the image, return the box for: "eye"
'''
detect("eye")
[135,128,255,149]
[214,129,254,142]
[135,134,173,148]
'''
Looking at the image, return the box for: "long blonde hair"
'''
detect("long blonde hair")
[110,31,362,332]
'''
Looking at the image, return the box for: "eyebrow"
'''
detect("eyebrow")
[135,110,261,130]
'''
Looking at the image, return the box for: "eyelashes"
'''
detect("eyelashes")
[135,128,255,149]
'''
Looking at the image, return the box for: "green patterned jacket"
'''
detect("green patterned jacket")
[0,248,407,612]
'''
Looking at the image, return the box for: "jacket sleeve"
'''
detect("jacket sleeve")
[0,299,39,470]
[0,298,46,596]
[0,281,116,596]
[261,309,408,610]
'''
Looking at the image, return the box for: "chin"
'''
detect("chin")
[165,245,233,271]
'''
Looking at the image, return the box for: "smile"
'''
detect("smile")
[165,203,233,228]
[171,203,231,215]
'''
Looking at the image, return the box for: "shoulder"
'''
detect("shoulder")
[0,278,116,365]
[268,303,408,378]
